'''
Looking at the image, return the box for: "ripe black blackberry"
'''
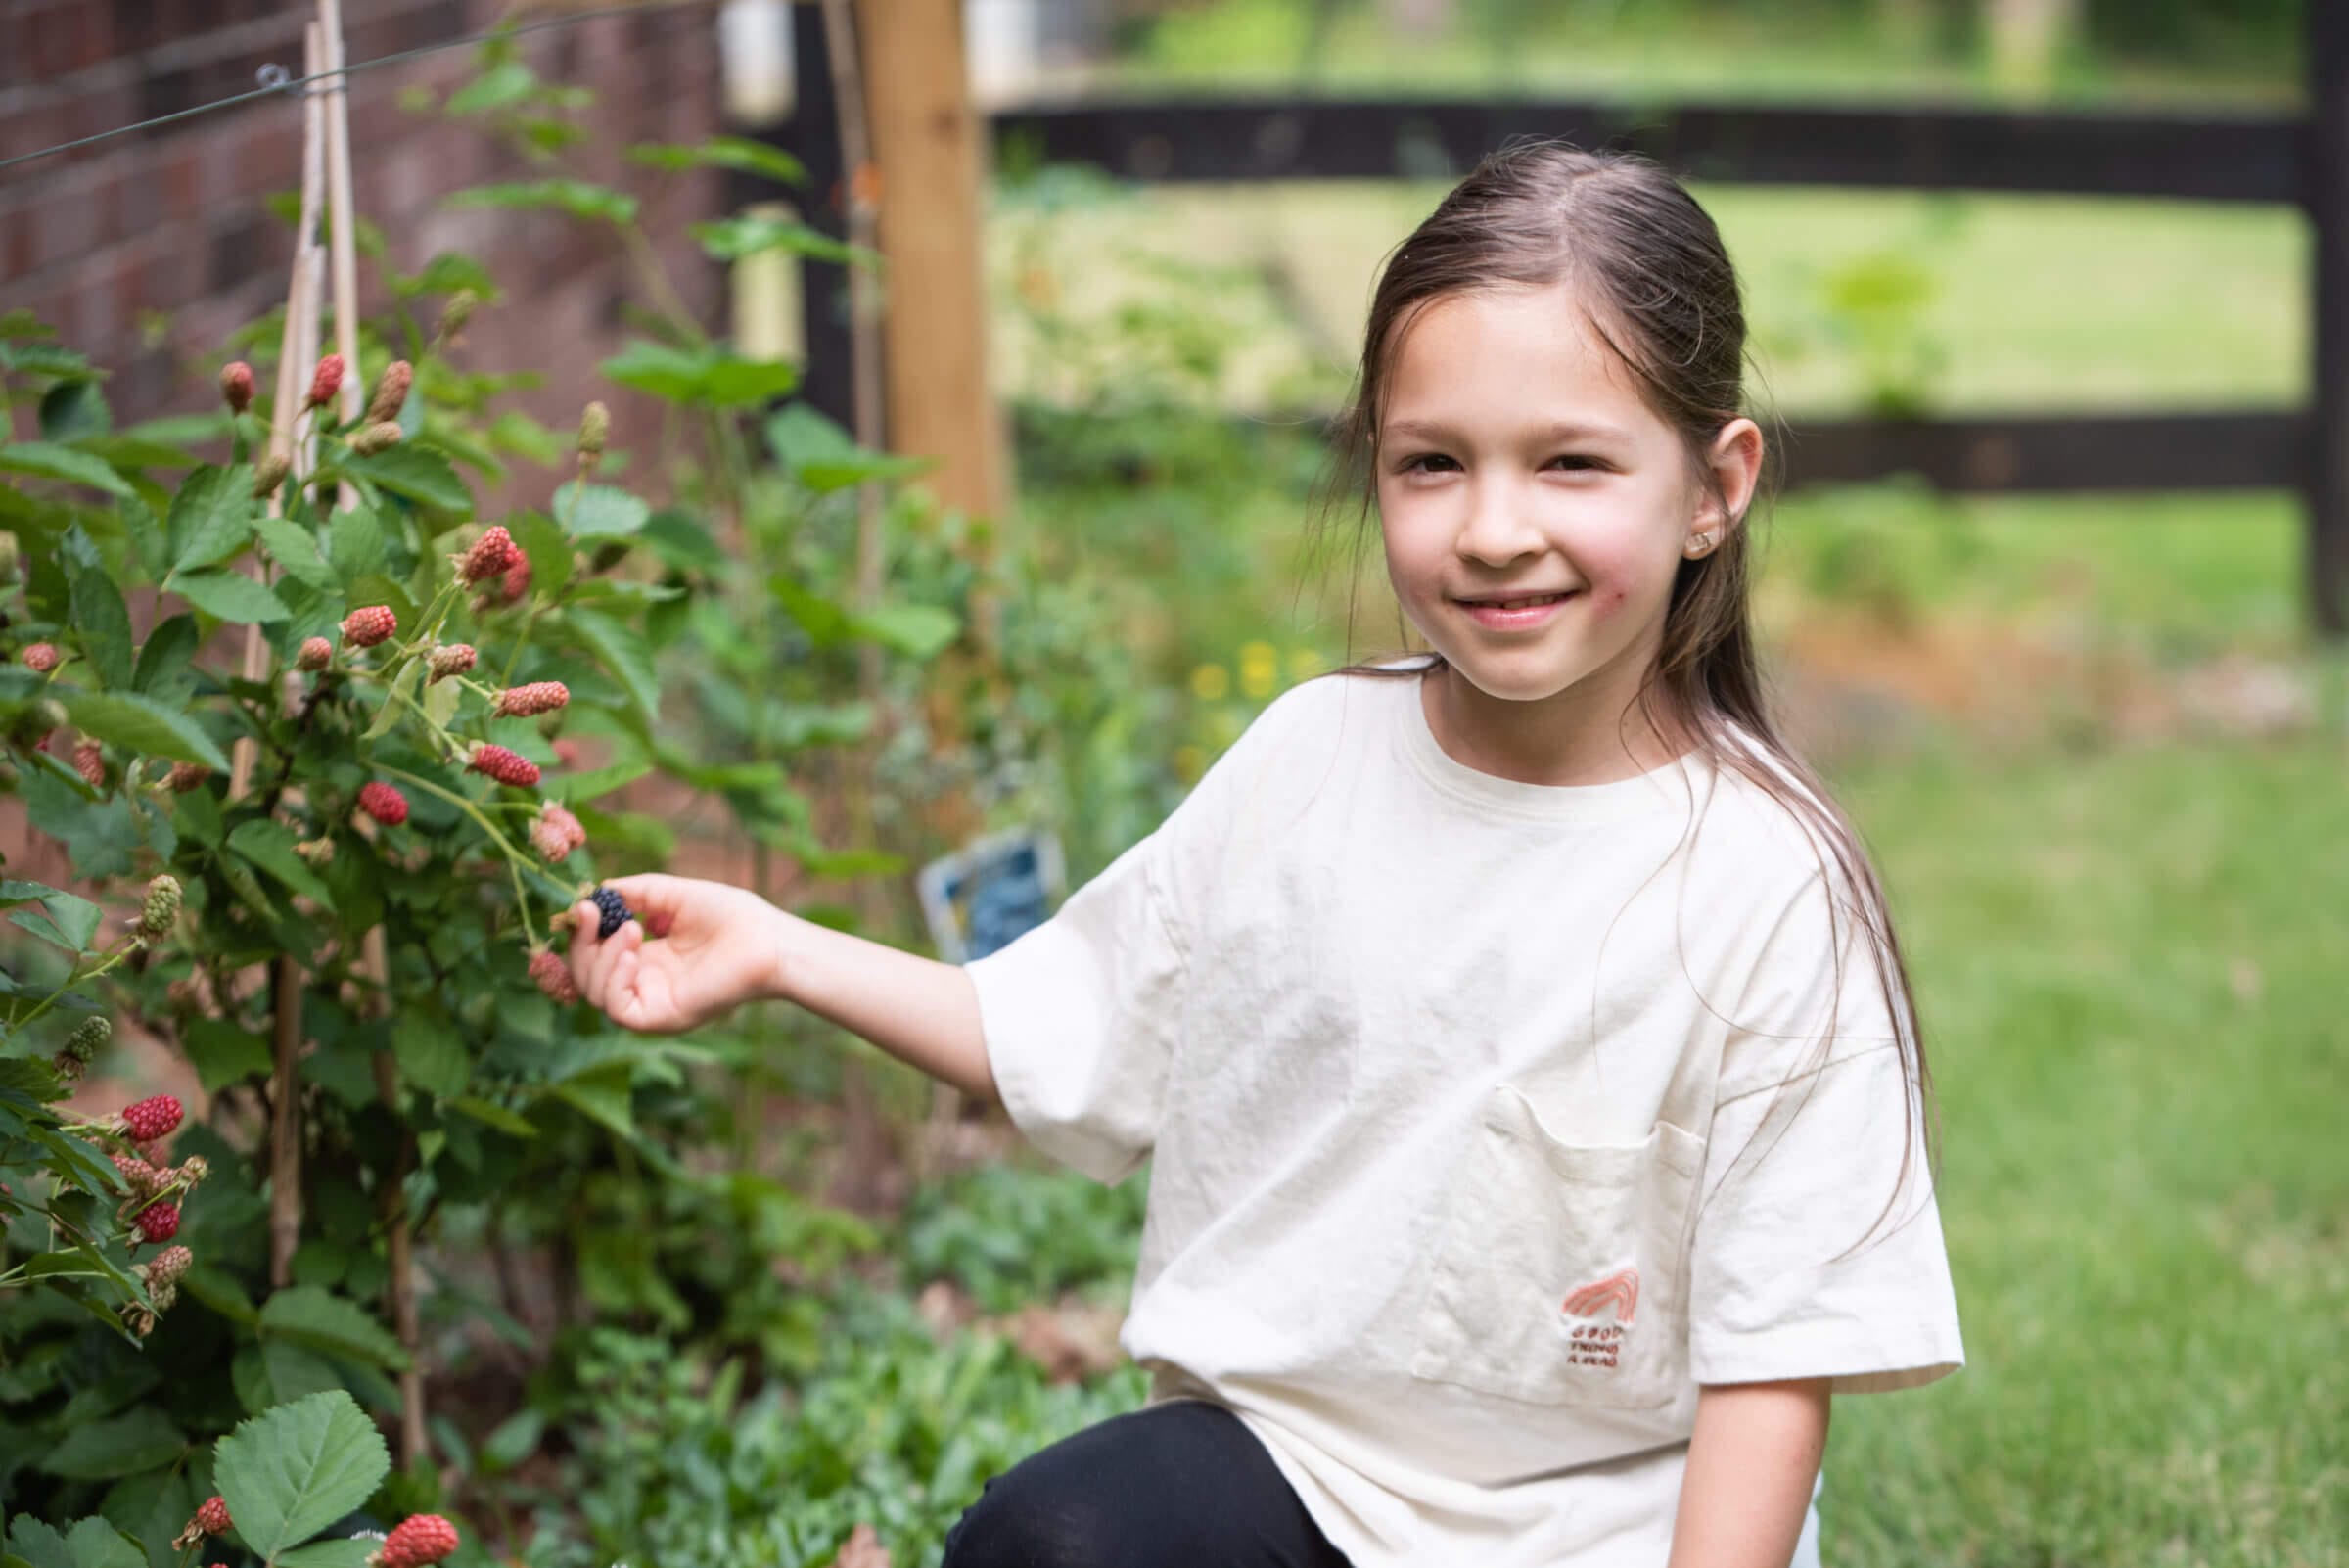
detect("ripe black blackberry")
[590,885,631,940]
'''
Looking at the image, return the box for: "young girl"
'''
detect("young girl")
[565,140,1963,1568]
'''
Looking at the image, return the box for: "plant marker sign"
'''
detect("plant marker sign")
[918,827,1066,963]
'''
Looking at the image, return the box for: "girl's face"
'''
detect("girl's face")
[1375,283,1758,728]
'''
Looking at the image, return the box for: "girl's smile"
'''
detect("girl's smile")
[1372,282,1759,788]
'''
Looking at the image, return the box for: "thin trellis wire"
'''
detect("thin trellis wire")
[0,0,722,175]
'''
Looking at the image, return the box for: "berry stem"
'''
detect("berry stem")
[375,764,543,948]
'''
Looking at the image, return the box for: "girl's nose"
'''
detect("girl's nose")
[1454,478,1546,566]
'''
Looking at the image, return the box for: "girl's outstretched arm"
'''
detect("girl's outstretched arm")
[567,873,999,1105]
[1666,1377,1830,1568]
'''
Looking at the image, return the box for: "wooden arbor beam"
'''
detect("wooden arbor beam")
[853,0,1009,521]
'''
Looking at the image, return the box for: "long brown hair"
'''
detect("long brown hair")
[1302,139,1937,1253]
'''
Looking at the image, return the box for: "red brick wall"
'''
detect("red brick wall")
[0,0,729,489]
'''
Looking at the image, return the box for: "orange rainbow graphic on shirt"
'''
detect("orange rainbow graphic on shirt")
[1561,1268,1639,1325]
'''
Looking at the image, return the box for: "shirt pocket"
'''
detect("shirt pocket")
[1408,1083,1708,1409]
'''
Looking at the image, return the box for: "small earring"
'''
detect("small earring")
[1685,532,1715,557]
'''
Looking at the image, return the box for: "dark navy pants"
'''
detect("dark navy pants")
[941,1399,1356,1568]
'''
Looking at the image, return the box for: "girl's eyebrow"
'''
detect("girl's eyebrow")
[1381,417,1632,445]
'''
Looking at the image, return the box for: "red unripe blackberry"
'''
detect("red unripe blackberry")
[529,948,578,1004]
[297,636,333,672]
[357,781,409,827]
[194,1496,230,1536]
[219,362,254,415]
[341,605,396,648]
[22,642,60,673]
[119,1094,184,1141]
[166,761,211,792]
[305,353,345,411]
[366,359,413,424]
[376,1513,460,1568]
[133,1202,180,1244]
[467,743,539,787]
[427,642,477,683]
[492,681,568,717]
[72,738,106,789]
[459,526,520,584]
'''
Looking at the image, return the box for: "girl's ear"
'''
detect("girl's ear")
[1700,417,1766,533]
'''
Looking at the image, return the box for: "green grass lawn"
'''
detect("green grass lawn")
[1816,736,2347,1567]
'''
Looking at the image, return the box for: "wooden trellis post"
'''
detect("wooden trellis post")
[2312,0,2349,639]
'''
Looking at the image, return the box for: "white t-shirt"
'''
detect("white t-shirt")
[965,662,1964,1567]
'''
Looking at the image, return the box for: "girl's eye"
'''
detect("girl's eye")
[1400,453,1457,474]
[1548,454,1602,473]
[1396,453,1604,474]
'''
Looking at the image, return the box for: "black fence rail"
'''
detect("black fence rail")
[762,8,2348,634]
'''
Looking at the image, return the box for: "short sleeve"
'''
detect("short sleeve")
[964,827,1188,1186]
[1687,872,1965,1394]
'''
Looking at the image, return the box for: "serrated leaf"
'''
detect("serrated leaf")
[10,883,101,951]
[174,570,290,623]
[360,658,420,742]
[506,508,573,596]
[65,692,229,770]
[548,1065,634,1139]
[257,1287,408,1370]
[766,403,929,492]
[563,607,656,721]
[423,673,459,729]
[232,1341,345,1418]
[29,1128,119,1196]
[62,1519,143,1568]
[226,818,336,909]
[0,440,134,497]
[132,613,200,697]
[39,1408,184,1481]
[253,516,336,591]
[211,1389,392,1558]
[19,1251,109,1280]
[164,464,255,574]
[340,445,468,511]
[392,1013,468,1100]
[639,508,725,572]
[324,508,385,585]
[40,380,111,442]
[5,1518,72,1568]
[551,481,648,539]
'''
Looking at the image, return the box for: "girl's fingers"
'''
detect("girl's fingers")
[608,941,644,1028]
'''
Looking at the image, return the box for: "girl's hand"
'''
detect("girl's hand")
[566,873,788,1035]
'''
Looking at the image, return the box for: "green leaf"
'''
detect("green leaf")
[29,1128,119,1196]
[164,464,256,575]
[360,658,420,742]
[60,528,135,690]
[66,692,230,771]
[226,818,336,910]
[691,214,868,267]
[506,508,574,596]
[132,614,201,697]
[61,1519,143,1568]
[39,380,111,442]
[446,1095,538,1137]
[173,570,290,623]
[40,1408,184,1481]
[182,1017,273,1092]
[8,884,101,950]
[547,1064,634,1139]
[392,1013,469,1100]
[18,1251,109,1280]
[210,1389,392,1558]
[0,441,134,497]
[627,135,805,184]
[5,1517,72,1568]
[445,59,535,115]
[257,1287,409,1370]
[445,178,638,225]
[323,508,385,586]
[563,607,656,721]
[253,516,336,592]
[599,340,798,408]
[232,1341,345,1418]
[639,508,725,572]
[340,445,469,511]
[765,403,929,491]
[552,481,649,539]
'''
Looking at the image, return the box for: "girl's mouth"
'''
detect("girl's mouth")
[1457,591,1575,628]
